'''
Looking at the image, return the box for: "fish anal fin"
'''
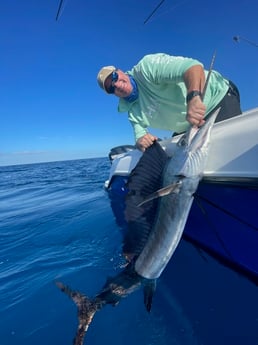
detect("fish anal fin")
[137,180,182,207]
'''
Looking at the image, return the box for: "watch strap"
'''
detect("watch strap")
[186,90,203,103]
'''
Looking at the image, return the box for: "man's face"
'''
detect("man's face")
[105,70,133,97]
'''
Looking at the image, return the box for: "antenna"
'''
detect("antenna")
[202,50,216,100]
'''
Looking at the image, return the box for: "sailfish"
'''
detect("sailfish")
[56,107,220,345]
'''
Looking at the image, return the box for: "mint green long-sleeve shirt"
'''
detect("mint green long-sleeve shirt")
[118,53,229,141]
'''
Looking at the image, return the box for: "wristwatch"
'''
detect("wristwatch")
[186,90,203,103]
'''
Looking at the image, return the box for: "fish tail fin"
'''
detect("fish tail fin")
[56,281,101,345]
[143,279,156,312]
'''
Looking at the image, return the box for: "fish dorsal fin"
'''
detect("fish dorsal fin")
[137,179,182,207]
[123,141,168,257]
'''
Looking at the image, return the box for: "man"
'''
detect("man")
[97,53,241,151]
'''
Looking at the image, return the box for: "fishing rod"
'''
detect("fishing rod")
[144,0,166,24]
[56,0,66,21]
[55,0,166,23]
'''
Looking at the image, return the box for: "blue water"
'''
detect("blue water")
[0,158,257,345]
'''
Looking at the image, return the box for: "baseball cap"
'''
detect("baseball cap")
[97,66,116,93]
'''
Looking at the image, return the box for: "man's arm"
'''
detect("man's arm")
[183,65,206,126]
[183,64,205,93]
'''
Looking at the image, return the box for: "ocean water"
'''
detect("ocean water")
[0,158,257,345]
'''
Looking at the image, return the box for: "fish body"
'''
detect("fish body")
[56,108,219,344]
[135,108,220,279]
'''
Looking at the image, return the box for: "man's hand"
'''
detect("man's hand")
[136,133,158,151]
[186,96,206,127]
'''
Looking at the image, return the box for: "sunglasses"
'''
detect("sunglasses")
[107,71,119,94]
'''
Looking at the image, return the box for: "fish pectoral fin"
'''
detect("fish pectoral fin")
[143,279,156,313]
[137,180,182,207]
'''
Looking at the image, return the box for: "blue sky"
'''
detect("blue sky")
[1,0,258,166]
